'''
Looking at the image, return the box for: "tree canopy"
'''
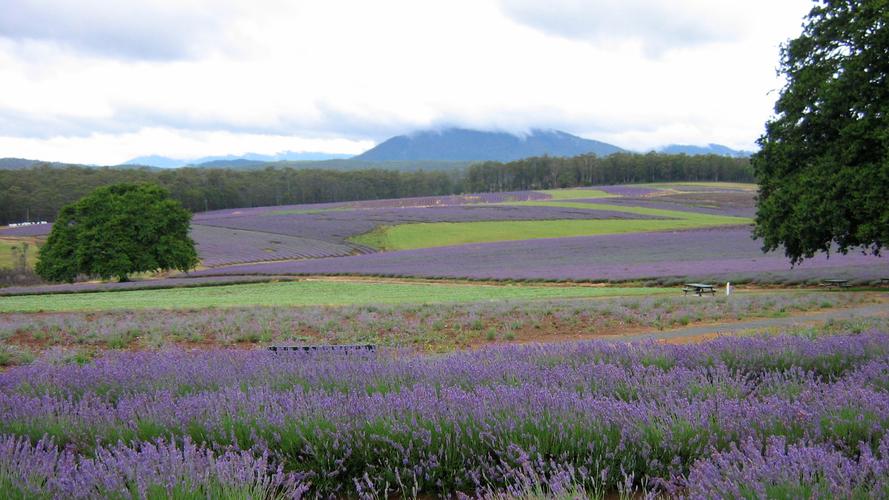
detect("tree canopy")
[753,0,889,264]
[35,183,199,282]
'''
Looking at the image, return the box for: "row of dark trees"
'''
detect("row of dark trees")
[0,153,753,225]
[464,153,753,192]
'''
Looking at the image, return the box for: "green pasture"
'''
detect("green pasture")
[637,181,758,191]
[516,200,748,222]
[537,188,615,199]
[536,183,756,200]
[0,237,41,269]
[0,280,673,312]
[353,200,750,250]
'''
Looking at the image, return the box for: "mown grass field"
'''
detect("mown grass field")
[640,181,758,191]
[0,237,41,269]
[536,188,615,199]
[0,279,674,312]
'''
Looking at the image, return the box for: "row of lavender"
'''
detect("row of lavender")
[191,225,366,267]
[2,331,889,497]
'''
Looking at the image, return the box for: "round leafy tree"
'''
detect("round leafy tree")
[35,183,199,282]
[753,0,888,264]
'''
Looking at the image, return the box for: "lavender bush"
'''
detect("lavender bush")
[0,435,307,499]
[0,275,279,297]
[686,436,889,498]
[1,331,889,497]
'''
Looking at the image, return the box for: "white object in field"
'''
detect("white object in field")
[726,282,732,296]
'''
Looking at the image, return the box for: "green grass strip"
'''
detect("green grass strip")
[0,237,42,270]
[0,280,674,312]
[536,189,616,200]
[635,181,757,191]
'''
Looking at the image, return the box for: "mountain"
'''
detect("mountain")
[658,144,753,158]
[125,151,352,168]
[353,128,624,162]
[218,159,471,172]
[124,155,183,168]
[0,158,77,170]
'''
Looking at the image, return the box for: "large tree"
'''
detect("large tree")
[753,0,888,264]
[35,183,198,282]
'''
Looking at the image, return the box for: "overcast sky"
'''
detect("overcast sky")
[0,0,813,164]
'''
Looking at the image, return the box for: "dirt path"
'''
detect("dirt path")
[607,303,888,343]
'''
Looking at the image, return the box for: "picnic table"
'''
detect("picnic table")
[683,283,716,296]
[820,279,851,289]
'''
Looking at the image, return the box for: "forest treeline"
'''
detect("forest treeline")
[464,153,753,191]
[0,153,752,225]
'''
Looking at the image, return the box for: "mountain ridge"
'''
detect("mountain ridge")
[354,128,625,161]
[657,143,752,157]
[125,151,352,169]
[2,129,755,171]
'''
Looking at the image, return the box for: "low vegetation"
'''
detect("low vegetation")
[0,291,874,360]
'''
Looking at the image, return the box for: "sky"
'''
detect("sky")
[0,0,813,165]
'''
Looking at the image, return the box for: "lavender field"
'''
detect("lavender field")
[2,329,889,497]
[189,191,551,222]
[182,183,888,284]
[191,225,364,267]
[5,183,888,288]
[193,204,650,246]
[190,227,889,284]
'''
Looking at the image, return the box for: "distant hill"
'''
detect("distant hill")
[125,151,353,169]
[0,156,470,173]
[0,158,159,171]
[0,158,65,170]
[3,136,752,173]
[658,144,753,158]
[353,128,624,162]
[181,159,472,172]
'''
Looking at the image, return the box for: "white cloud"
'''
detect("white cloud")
[0,0,813,163]
[0,128,374,165]
[499,0,748,57]
[0,0,249,60]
